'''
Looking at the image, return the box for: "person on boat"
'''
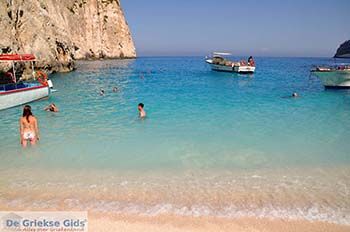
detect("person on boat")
[138,103,146,118]
[19,105,39,147]
[248,56,255,66]
[44,103,59,112]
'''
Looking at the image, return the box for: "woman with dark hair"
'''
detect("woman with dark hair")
[248,56,255,67]
[19,105,39,147]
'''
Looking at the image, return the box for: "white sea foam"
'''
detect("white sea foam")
[1,167,349,225]
[2,197,350,225]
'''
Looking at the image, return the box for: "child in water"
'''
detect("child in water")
[138,103,146,118]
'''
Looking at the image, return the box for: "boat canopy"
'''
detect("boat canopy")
[0,54,36,62]
[0,54,36,84]
[213,52,232,56]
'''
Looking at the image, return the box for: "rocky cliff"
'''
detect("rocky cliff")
[334,40,350,58]
[0,0,136,74]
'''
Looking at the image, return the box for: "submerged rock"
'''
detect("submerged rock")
[0,0,136,74]
[334,40,350,58]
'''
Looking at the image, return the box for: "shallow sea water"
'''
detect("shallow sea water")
[0,57,350,224]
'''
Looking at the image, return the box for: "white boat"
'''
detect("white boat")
[206,52,256,74]
[0,54,53,110]
[311,66,350,88]
[311,40,350,88]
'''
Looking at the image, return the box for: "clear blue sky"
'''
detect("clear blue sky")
[122,0,350,57]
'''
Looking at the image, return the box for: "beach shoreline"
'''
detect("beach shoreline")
[1,166,350,227]
[1,202,350,229]
[0,206,348,232]
[88,213,350,232]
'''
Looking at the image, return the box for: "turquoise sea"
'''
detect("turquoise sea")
[0,57,350,224]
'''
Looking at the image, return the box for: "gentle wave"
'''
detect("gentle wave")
[1,197,349,225]
[1,166,350,225]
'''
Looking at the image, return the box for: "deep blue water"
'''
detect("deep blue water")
[1,56,350,171]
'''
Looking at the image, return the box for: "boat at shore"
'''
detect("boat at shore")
[0,54,53,110]
[311,40,350,88]
[206,52,256,74]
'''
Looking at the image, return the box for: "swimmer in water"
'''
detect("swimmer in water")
[19,105,40,147]
[44,103,59,112]
[112,87,118,92]
[138,103,146,118]
[292,92,299,98]
[100,88,105,96]
[282,92,300,99]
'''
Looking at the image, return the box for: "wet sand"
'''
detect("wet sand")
[89,213,350,232]
[1,167,350,226]
[0,204,348,232]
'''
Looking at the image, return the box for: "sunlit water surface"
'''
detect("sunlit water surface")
[0,57,350,224]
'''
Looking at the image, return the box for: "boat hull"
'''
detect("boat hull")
[211,63,234,72]
[233,65,256,74]
[313,70,350,88]
[0,85,49,110]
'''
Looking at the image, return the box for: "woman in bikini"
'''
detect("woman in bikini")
[19,105,40,147]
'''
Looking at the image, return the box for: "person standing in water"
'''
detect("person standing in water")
[138,103,146,118]
[19,105,40,147]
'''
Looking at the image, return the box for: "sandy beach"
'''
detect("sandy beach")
[1,166,349,229]
[0,202,348,232]
[88,213,350,232]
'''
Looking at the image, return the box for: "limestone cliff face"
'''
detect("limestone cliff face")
[0,0,136,73]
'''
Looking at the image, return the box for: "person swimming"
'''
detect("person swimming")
[282,92,300,99]
[19,105,40,147]
[100,88,105,96]
[138,103,146,118]
[112,87,118,92]
[292,92,299,98]
[44,103,59,112]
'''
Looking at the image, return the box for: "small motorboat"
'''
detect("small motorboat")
[311,40,350,88]
[206,52,256,74]
[311,65,350,88]
[0,54,54,110]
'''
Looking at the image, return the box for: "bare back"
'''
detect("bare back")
[20,116,37,133]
